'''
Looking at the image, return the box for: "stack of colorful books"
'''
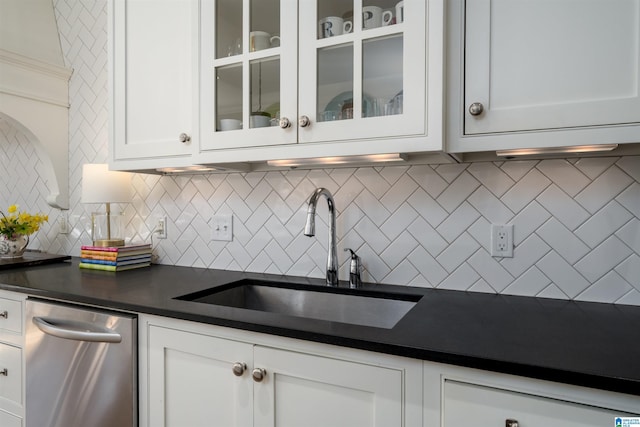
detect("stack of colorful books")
[79,243,152,271]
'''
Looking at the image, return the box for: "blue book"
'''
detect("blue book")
[80,255,152,266]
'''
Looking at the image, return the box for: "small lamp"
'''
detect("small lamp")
[81,164,132,247]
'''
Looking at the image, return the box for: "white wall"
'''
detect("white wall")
[0,0,638,306]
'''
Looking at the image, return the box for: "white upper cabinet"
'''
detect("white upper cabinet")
[198,0,444,163]
[297,0,427,143]
[109,0,198,170]
[447,0,640,153]
[199,0,299,151]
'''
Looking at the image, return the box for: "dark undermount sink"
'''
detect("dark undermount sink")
[175,279,422,329]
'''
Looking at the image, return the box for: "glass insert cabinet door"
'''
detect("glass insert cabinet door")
[298,0,426,143]
[201,0,426,151]
[201,0,298,150]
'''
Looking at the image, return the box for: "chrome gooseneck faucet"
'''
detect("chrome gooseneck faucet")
[304,188,338,286]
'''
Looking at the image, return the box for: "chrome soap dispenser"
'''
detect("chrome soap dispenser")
[344,248,362,289]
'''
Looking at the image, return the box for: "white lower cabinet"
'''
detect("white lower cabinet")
[141,314,640,427]
[0,290,25,427]
[252,346,404,427]
[0,344,22,427]
[443,380,636,427]
[0,344,22,408]
[141,315,422,427]
[147,325,253,427]
[424,362,640,427]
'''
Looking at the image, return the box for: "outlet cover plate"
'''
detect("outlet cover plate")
[491,224,514,258]
[211,214,233,241]
[157,216,167,239]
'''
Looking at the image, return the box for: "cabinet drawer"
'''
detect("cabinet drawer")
[0,297,22,336]
[444,380,638,426]
[0,409,22,427]
[0,343,22,406]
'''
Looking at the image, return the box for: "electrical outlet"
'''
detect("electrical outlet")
[156,217,167,239]
[58,215,69,234]
[491,224,514,257]
[210,214,233,241]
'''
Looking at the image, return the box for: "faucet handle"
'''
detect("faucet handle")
[344,248,362,289]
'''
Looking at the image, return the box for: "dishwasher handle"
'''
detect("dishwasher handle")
[32,316,122,343]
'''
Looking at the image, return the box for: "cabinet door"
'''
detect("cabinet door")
[147,326,253,427]
[298,0,427,143]
[200,0,298,150]
[0,344,22,409]
[253,346,404,427]
[464,0,640,135]
[444,380,639,427]
[0,410,21,427]
[0,295,22,337]
[110,0,197,162]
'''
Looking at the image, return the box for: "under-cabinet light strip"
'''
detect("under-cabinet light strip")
[496,144,618,158]
[267,153,408,168]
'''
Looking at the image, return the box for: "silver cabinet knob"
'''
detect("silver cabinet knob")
[0,310,7,319]
[252,368,266,382]
[0,368,7,376]
[279,117,291,129]
[469,102,484,116]
[179,133,191,143]
[299,115,311,128]
[506,419,519,427]
[232,362,246,377]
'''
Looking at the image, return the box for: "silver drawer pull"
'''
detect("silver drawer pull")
[0,310,7,319]
[0,368,7,376]
[506,419,519,427]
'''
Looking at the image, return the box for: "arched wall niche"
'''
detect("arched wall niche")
[0,49,73,210]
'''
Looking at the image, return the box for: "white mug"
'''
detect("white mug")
[395,1,405,24]
[250,114,271,128]
[250,31,279,51]
[220,119,242,131]
[362,6,393,29]
[318,16,353,38]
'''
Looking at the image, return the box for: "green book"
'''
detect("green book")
[79,261,151,272]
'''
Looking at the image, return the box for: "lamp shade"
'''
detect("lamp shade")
[81,164,132,204]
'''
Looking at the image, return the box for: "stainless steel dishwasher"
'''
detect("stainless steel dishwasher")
[25,298,137,427]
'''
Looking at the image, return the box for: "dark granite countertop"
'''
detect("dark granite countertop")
[1,258,639,396]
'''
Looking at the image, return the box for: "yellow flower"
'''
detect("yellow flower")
[0,205,48,238]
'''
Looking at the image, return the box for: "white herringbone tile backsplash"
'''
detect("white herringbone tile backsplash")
[0,0,638,306]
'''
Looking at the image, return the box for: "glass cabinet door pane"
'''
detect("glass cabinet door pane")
[317,44,354,122]
[216,64,243,131]
[216,0,242,58]
[363,35,403,117]
[250,57,280,128]
[250,0,280,52]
